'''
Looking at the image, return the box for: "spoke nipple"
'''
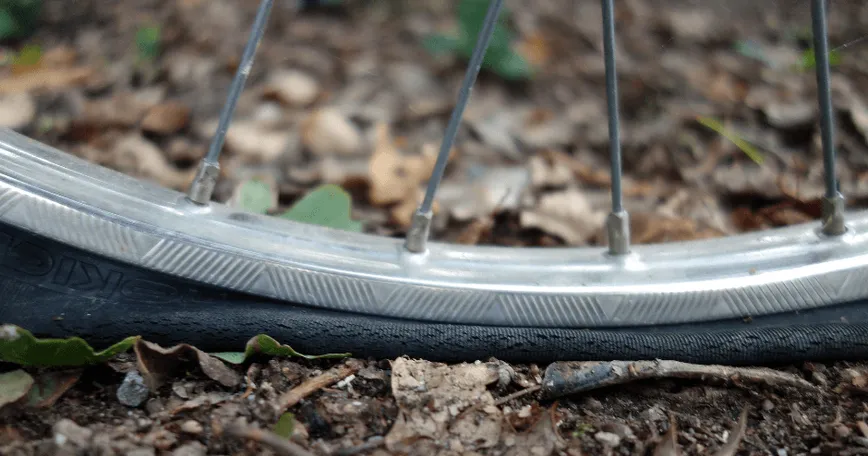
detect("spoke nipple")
[606,210,631,256]
[404,210,433,254]
[186,162,220,205]
[821,192,846,236]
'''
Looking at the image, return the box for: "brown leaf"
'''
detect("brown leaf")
[26,369,82,408]
[0,67,94,94]
[385,357,503,453]
[141,101,191,135]
[503,405,565,456]
[134,339,241,392]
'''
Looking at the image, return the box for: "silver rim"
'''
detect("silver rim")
[2,0,862,329]
[1,128,867,328]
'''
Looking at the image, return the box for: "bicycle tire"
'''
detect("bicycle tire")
[1,129,868,363]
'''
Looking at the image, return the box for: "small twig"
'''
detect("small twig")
[335,436,385,456]
[713,407,749,456]
[542,360,817,399]
[494,384,542,406]
[226,423,315,456]
[277,361,361,412]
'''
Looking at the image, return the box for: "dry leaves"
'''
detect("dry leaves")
[520,189,606,245]
[133,339,241,392]
[301,107,363,157]
[385,357,503,454]
[368,123,454,227]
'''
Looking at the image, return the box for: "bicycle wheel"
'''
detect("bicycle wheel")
[2,0,868,364]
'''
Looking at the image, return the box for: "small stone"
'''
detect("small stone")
[141,101,191,135]
[594,431,621,447]
[300,107,362,157]
[582,397,603,411]
[172,441,207,456]
[53,419,93,449]
[811,371,829,387]
[117,371,150,407]
[180,420,203,435]
[762,399,775,411]
[836,424,851,439]
[0,93,36,130]
[265,69,320,107]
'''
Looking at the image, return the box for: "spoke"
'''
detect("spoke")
[601,0,629,255]
[811,0,846,235]
[404,0,505,253]
[187,0,275,205]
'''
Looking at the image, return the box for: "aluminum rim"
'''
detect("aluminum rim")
[1,128,867,329]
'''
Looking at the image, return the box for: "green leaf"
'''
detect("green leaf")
[0,324,138,367]
[211,334,350,365]
[796,47,841,71]
[273,412,295,439]
[135,24,161,62]
[422,33,459,55]
[696,116,765,165]
[12,43,40,66]
[279,184,362,232]
[486,49,533,81]
[233,178,275,214]
[0,369,33,409]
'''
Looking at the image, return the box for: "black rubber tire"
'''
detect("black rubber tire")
[3,221,868,364]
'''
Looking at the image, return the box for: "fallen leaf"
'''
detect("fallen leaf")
[0,324,137,367]
[0,370,33,409]
[200,119,295,164]
[385,357,503,453]
[0,66,94,94]
[273,412,295,439]
[520,188,606,245]
[113,133,195,190]
[301,107,362,157]
[210,334,349,365]
[141,101,191,135]
[264,69,320,107]
[26,369,82,408]
[133,339,241,392]
[437,165,530,221]
[279,184,363,232]
[227,178,278,214]
[503,405,565,456]
[369,124,440,206]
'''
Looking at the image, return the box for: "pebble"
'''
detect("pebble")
[301,107,362,157]
[53,419,93,449]
[266,69,320,107]
[762,399,775,411]
[117,371,150,407]
[594,431,622,447]
[180,420,204,435]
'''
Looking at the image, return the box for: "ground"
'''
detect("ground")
[2,0,868,454]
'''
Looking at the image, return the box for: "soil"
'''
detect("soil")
[2,0,868,454]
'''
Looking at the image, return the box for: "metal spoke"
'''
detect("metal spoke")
[404,0,506,253]
[187,0,275,205]
[601,0,629,255]
[811,0,846,235]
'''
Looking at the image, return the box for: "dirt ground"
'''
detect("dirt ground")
[3,0,868,454]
